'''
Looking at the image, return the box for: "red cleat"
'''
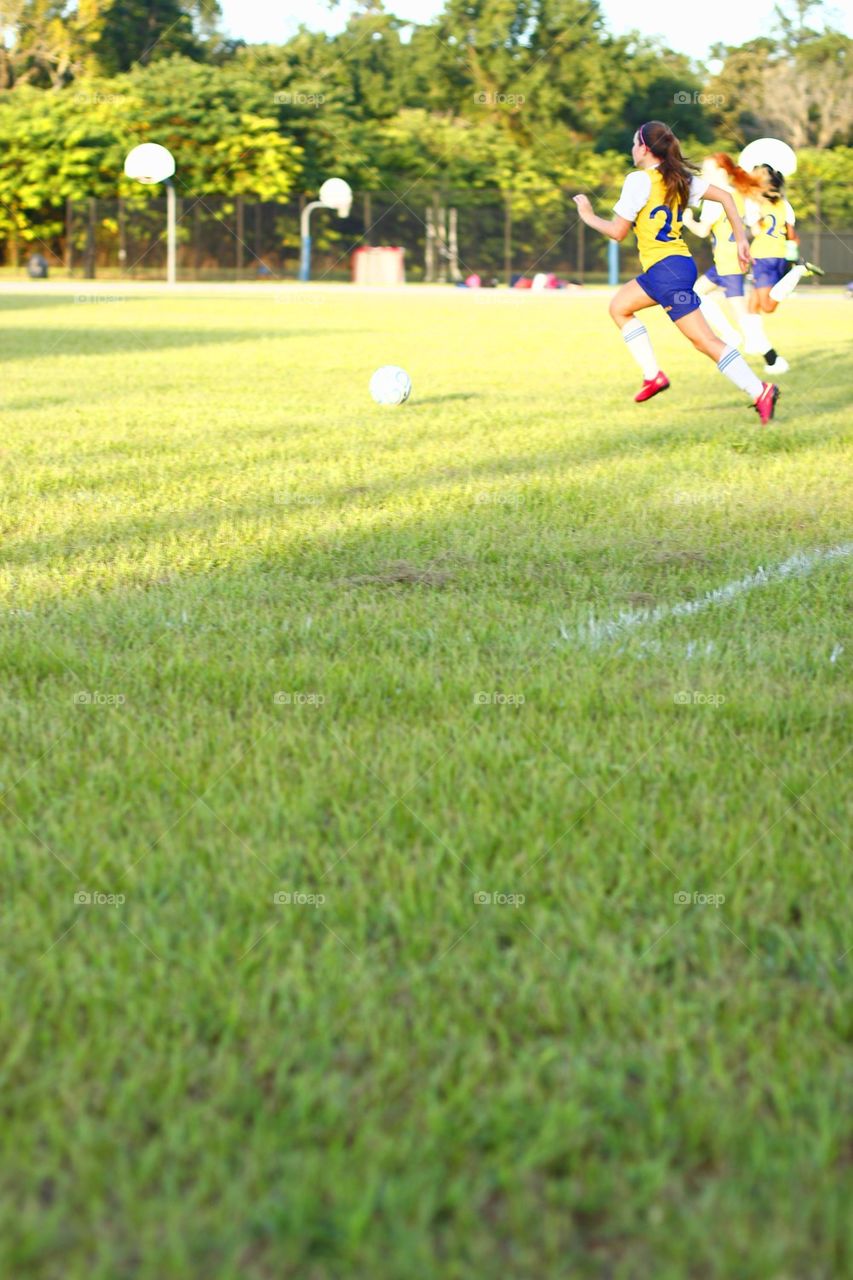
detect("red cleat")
[635,371,670,403]
[753,382,780,425]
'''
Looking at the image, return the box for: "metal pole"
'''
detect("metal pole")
[299,201,324,281]
[813,178,821,271]
[166,180,177,285]
[85,197,96,279]
[65,196,73,276]
[503,197,512,286]
[607,237,619,286]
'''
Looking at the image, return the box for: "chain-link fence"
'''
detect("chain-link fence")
[18,188,853,284]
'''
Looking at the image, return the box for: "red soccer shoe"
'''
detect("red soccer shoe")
[753,382,780,425]
[635,371,670,403]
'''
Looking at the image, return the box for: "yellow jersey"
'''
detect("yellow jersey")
[613,166,707,272]
[746,195,795,260]
[704,190,745,275]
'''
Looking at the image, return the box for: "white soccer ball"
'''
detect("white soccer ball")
[369,365,412,406]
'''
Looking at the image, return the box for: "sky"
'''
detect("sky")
[217,0,850,64]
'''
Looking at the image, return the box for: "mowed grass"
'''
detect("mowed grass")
[1,285,851,1280]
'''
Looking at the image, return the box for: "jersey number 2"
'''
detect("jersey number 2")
[650,204,684,242]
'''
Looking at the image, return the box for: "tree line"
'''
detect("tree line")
[0,0,851,262]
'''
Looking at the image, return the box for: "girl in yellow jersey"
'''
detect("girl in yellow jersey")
[573,121,779,423]
[683,153,762,350]
[740,164,811,372]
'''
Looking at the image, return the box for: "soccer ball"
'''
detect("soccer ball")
[369,365,412,405]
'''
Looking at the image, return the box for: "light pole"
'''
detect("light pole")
[299,178,353,282]
[165,179,177,286]
[124,144,178,285]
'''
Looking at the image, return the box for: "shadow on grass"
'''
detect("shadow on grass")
[409,393,480,406]
[2,420,848,580]
[0,325,351,362]
[0,294,130,315]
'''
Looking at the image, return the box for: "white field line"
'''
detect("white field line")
[561,543,853,650]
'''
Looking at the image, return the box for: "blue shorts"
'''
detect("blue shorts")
[635,256,700,322]
[752,258,788,289]
[705,265,745,297]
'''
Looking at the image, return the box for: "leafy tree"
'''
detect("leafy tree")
[117,57,303,199]
[89,0,222,76]
[709,0,853,147]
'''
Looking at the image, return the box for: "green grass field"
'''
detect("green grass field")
[2,285,851,1279]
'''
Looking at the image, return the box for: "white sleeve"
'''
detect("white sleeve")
[697,199,722,227]
[613,171,652,222]
[744,198,762,229]
[784,200,796,226]
[688,175,710,206]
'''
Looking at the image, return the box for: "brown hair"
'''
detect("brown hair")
[753,163,785,204]
[711,153,762,198]
[637,121,697,209]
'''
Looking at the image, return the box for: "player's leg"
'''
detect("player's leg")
[769,259,825,303]
[756,285,779,315]
[697,276,742,347]
[609,280,667,396]
[608,278,659,328]
[675,308,779,423]
[746,282,789,372]
[696,268,738,343]
[743,285,774,355]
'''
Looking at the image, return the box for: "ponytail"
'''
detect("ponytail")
[711,153,762,198]
[754,163,785,204]
[637,120,698,210]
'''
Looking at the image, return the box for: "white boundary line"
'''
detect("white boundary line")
[562,543,853,650]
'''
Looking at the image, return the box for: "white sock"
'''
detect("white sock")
[718,345,764,400]
[742,313,770,354]
[769,264,806,303]
[622,320,658,380]
[699,294,741,345]
[730,296,748,336]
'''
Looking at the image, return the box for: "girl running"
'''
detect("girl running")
[742,164,822,372]
[682,153,761,351]
[573,121,779,424]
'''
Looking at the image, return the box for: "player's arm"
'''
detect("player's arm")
[784,200,799,249]
[682,209,711,237]
[572,195,632,242]
[683,213,711,237]
[704,183,750,270]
